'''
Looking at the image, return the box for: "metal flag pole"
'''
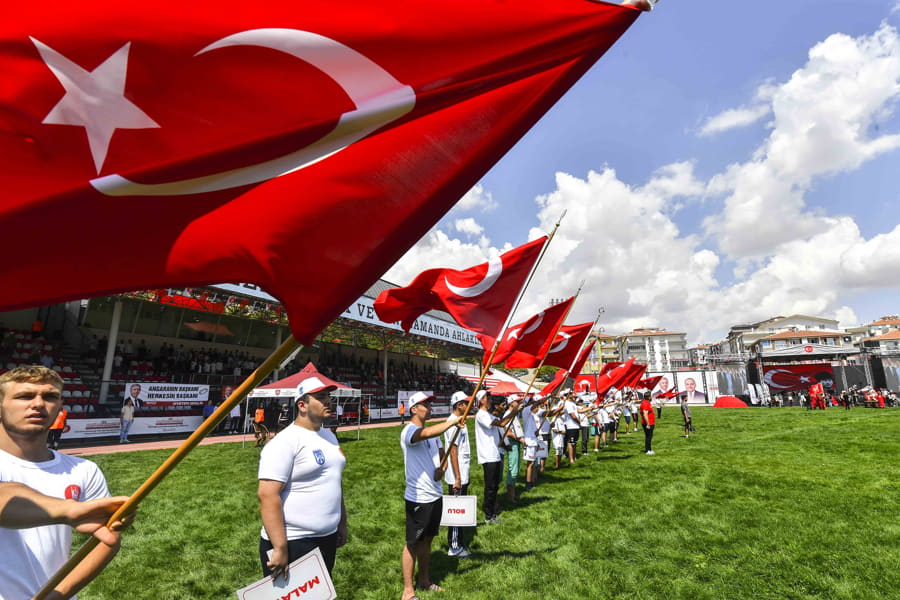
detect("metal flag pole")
[34,336,302,600]
[438,211,566,471]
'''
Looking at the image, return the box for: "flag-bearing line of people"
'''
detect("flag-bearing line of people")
[0,363,695,600]
[2,233,679,599]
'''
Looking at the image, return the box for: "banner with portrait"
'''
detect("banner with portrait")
[124,381,210,407]
[675,371,708,404]
[646,372,676,398]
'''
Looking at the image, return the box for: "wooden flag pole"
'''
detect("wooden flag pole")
[438,212,567,471]
[33,335,302,600]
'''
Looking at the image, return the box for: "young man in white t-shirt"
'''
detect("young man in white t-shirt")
[258,377,347,580]
[521,396,544,490]
[0,365,132,600]
[443,391,471,558]
[401,392,462,600]
[474,392,520,524]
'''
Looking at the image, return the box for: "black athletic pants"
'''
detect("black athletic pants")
[259,532,337,577]
[482,461,502,519]
[642,424,654,452]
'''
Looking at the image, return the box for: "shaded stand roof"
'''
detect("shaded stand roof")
[249,362,360,398]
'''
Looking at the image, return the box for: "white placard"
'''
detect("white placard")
[236,547,336,600]
[439,495,477,527]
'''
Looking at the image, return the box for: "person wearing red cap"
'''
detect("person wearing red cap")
[401,391,462,600]
[257,376,347,581]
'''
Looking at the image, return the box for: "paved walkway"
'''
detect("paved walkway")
[63,420,405,457]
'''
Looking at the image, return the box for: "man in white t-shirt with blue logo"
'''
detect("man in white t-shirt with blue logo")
[443,391,471,558]
[401,392,461,600]
[0,365,132,600]
[258,376,347,581]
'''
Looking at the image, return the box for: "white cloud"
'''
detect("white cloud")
[699,104,771,136]
[453,184,498,213]
[383,24,900,345]
[705,23,900,259]
[454,217,484,237]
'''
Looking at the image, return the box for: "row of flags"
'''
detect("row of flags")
[373,235,623,394]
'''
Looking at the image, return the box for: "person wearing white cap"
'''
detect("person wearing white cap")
[257,376,346,581]
[444,391,472,558]
[401,391,462,600]
[474,390,520,524]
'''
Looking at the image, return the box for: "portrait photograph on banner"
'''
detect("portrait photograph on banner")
[675,371,708,404]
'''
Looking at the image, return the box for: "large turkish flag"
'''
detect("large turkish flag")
[1,0,642,344]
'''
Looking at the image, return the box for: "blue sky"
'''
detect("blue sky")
[386,0,900,345]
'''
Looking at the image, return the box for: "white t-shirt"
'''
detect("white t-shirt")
[258,424,345,540]
[552,401,567,433]
[0,448,109,600]
[474,409,501,464]
[401,424,443,503]
[443,416,470,486]
[563,400,580,429]
[577,406,590,427]
[229,404,241,418]
[536,408,551,435]
[597,407,611,425]
[522,409,539,443]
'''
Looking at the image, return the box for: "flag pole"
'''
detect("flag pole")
[439,212,565,471]
[33,335,302,600]
[541,306,603,429]
[500,282,584,438]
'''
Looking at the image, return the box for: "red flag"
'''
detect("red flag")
[506,321,593,369]
[596,357,637,396]
[599,361,623,376]
[374,237,545,337]
[541,368,569,396]
[478,297,574,365]
[622,362,648,388]
[637,375,662,390]
[1,1,641,346]
[568,340,596,378]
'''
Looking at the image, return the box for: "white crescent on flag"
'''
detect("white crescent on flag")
[91,28,416,196]
[549,332,572,354]
[445,257,503,298]
[764,369,794,390]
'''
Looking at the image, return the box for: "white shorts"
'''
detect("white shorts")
[524,439,537,462]
[536,439,549,459]
[552,432,565,455]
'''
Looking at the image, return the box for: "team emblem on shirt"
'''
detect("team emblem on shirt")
[64,485,82,501]
[313,449,326,465]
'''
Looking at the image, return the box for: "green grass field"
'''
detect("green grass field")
[79,407,900,600]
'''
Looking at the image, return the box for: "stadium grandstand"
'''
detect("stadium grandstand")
[0,280,528,442]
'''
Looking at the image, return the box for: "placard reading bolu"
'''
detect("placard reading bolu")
[439,495,477,527]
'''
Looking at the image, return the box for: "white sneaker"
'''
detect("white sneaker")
[645,450,655,455]
[448,547,471,558]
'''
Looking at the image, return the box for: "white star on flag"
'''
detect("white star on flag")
[31,38,159,173]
